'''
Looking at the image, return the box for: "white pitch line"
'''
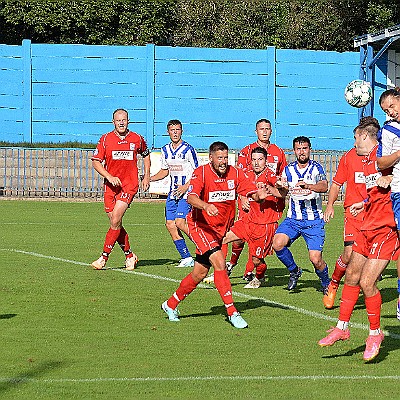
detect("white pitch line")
[2,248,400,340]
[0,375,400,383]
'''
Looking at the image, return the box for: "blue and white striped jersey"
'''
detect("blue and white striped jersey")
[282,160,327,220]
[160,140,199,199]
[377,120,400,193]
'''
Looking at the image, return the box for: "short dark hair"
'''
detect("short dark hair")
[251,146,268,159]
[379,87,400,105]
[293,136,311,149]
[113,108,128,119]
[256,118,271,128]
[354,116,380,139]
[209,141,228,153]
[167,119,182,129]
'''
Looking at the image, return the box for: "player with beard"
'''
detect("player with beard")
[161,142,269,328]
[272,136,330,293]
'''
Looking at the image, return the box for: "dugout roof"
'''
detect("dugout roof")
[354,24,400,52]
[353,24,400,118]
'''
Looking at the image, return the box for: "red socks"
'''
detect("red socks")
[230,242,244,265]
[167,270,238,317]
[117,227,133,257]
[331,255,347,284]
[365,291,382,330]
[339,284,360,322]
[167,273,198,310]
[255,263,267,280]
[103,228,121,258]
[214,270,237,316]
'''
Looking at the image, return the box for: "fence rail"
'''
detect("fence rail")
[0,147,345,201]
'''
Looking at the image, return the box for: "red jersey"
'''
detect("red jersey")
[362,146,395,231]
[187,163,258,238]
[246,168,282,224]
[332,147,367,209]
[237,142,286,213]
[92,130,149,194]
[237,142,287,176]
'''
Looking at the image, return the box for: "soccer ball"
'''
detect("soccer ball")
[344,80,373,108]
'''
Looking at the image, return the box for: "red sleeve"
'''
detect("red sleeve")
[187,165,204,199]
[277,148,287,176]
[91,134,106,162]
[139,136,149,155]
[236,168,257,197]
[332,153,347,186]
[236,145,251,170]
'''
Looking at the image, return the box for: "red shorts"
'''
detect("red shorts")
[352,226,400,260]
[343,215,363,243]
[104,185,136,213]
[187,222,224,255]
[231,219,278,259]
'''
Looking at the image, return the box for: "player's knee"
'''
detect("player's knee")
[359,275,376,296]
[272,236,285,251]
[109,216,123,229]
[252,258,262,267]
[343,266,361,286]
[309,256,322,268]
[165,219,177,232]
[175,218,186,231]
[192,269,208,283]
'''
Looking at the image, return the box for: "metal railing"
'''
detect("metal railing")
[0,147,345,200]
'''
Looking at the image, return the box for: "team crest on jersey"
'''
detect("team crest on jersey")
[354,171,365,183]
[267,162,278,172]
[130,143,135,150]
[227,180,235,189]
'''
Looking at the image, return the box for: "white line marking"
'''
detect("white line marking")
[1,248,400,384]
[2,248,400,340]
[0,375,400,383]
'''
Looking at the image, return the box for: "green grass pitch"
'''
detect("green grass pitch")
[0,199,399,399]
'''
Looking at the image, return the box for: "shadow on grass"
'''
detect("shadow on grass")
[320,333,398,364]
[181,298,290,320]
[229,266,324,293]
[352,287,398,312]
[0,361,63,394]
[106,258,177,270]
[0,314,17,320]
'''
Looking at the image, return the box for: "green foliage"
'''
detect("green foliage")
[0,0,176,45]
[0,0,399,50]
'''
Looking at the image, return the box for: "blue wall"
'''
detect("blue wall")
[0,40,384,150]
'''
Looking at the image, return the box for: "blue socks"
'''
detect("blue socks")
[174,239,191,259]
[315,265,330,288]
[275,247,298,272]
